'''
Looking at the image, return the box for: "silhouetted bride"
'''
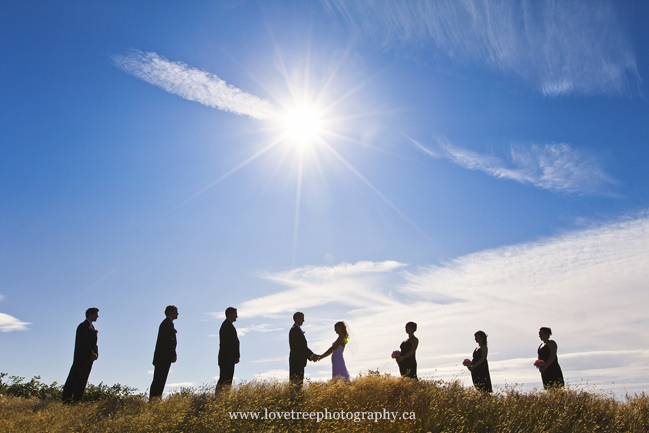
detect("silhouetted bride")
[317,321,350,382]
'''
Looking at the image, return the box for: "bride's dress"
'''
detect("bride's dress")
[331,342,350,381]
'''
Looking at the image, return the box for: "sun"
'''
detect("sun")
[285,106,321,144]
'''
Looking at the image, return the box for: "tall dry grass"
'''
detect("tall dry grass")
[1,375,648,432]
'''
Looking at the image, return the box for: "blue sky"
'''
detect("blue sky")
[1,0,648,396]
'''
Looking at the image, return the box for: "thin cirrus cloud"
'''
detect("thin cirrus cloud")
[236,324,284,337]
[408,137,617,195]
[165,382,196,388]
[239,261,407,318]
[0,312,31,332]
[237,212,649,395]
[112,50,277,120]
[322,0,640,96]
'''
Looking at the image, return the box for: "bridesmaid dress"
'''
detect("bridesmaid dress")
[398,338,417,379]
[470,347,493,392]
[538,343,564,389]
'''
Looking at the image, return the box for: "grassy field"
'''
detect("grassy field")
[1,374,648,432]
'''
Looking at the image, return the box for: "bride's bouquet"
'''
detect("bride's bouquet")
[391,350,401,359]
[534,359,545,369]
[462,358,472,367]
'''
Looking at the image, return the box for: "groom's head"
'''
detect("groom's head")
[293,311,305,326]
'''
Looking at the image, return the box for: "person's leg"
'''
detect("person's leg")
[289,364,305,388]
[216,363,235,390]
[150,363,171,399]
[62,363,80,403]
[72,361,93,402]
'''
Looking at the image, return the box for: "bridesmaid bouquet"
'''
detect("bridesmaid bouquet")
[391,350,401,359]
[534,359,545,368]
[462,358,472,367]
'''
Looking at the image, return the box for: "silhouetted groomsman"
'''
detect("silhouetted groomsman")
[217,307,240,390]
[289,311,316,388]
[62,308,99,403]
[150,305,178,399]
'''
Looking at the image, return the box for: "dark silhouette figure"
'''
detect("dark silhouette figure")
[396,322,418,379]
[316,321,351,381]
[289,311,317,388]
[467,330,493,392]
[62,308,99,403]
[537,327,564,389]
[150,305,178,399]
[217,307,240,390]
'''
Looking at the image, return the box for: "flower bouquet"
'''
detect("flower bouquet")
[534,359,545,369]
[462,358,472,367]
[391,350,401,359]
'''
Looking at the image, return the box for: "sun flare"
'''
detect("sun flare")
[285,107,321,144]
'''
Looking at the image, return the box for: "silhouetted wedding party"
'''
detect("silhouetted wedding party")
[61,305,568,400]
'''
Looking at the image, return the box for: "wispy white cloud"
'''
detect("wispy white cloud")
[166,382,195,388]
[322,0,640,96]
[0,312,30,332]
[253,369,287,380]
[237,324,284,337]
[112,50,277,120]
[240,212,649,395]
[409,137,616,195]
[239,261,407,317]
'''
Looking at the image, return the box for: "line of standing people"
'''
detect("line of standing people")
[61,307,564,402]
[390,323,564,392]
[461,327,564,392]
[149,305,241,398]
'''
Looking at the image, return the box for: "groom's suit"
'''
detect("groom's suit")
[150,316,177,398]
[289,324,314,387]
[217,319,240,387]
[62,319,98,403]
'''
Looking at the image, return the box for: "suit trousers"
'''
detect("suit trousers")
[62,360,93,403]
[289,363,305,388]
[150,362,171,398]
[217,363,235,388]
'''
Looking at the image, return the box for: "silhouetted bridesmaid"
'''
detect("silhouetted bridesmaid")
[466,330,492,392]
[536,327,564,389]
[395,322,418,379]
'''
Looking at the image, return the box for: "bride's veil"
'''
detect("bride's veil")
[342,321,359,356]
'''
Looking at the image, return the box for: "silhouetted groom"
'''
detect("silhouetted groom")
[289,311,316,388]
[150,305,178,399]
[62,307,99,403]
[217,307,240,390]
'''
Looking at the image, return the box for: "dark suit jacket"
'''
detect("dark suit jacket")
[289,324,313,368]
[153,317,177,366]
[218,319,240,366]
[73,320,98,364]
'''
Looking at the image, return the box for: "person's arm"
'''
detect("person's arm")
[88,324,98,360]
[539,341,557,373]
[304,334,315,361]
[318,336,345,360]
[167,320,177,363]
[290,326,315,361]
[468,347,487,371]
[78,322,97,361]
[231,323,240,364]
[220,321,238,363]
[157,320,175,363]
[397,337,418,363]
